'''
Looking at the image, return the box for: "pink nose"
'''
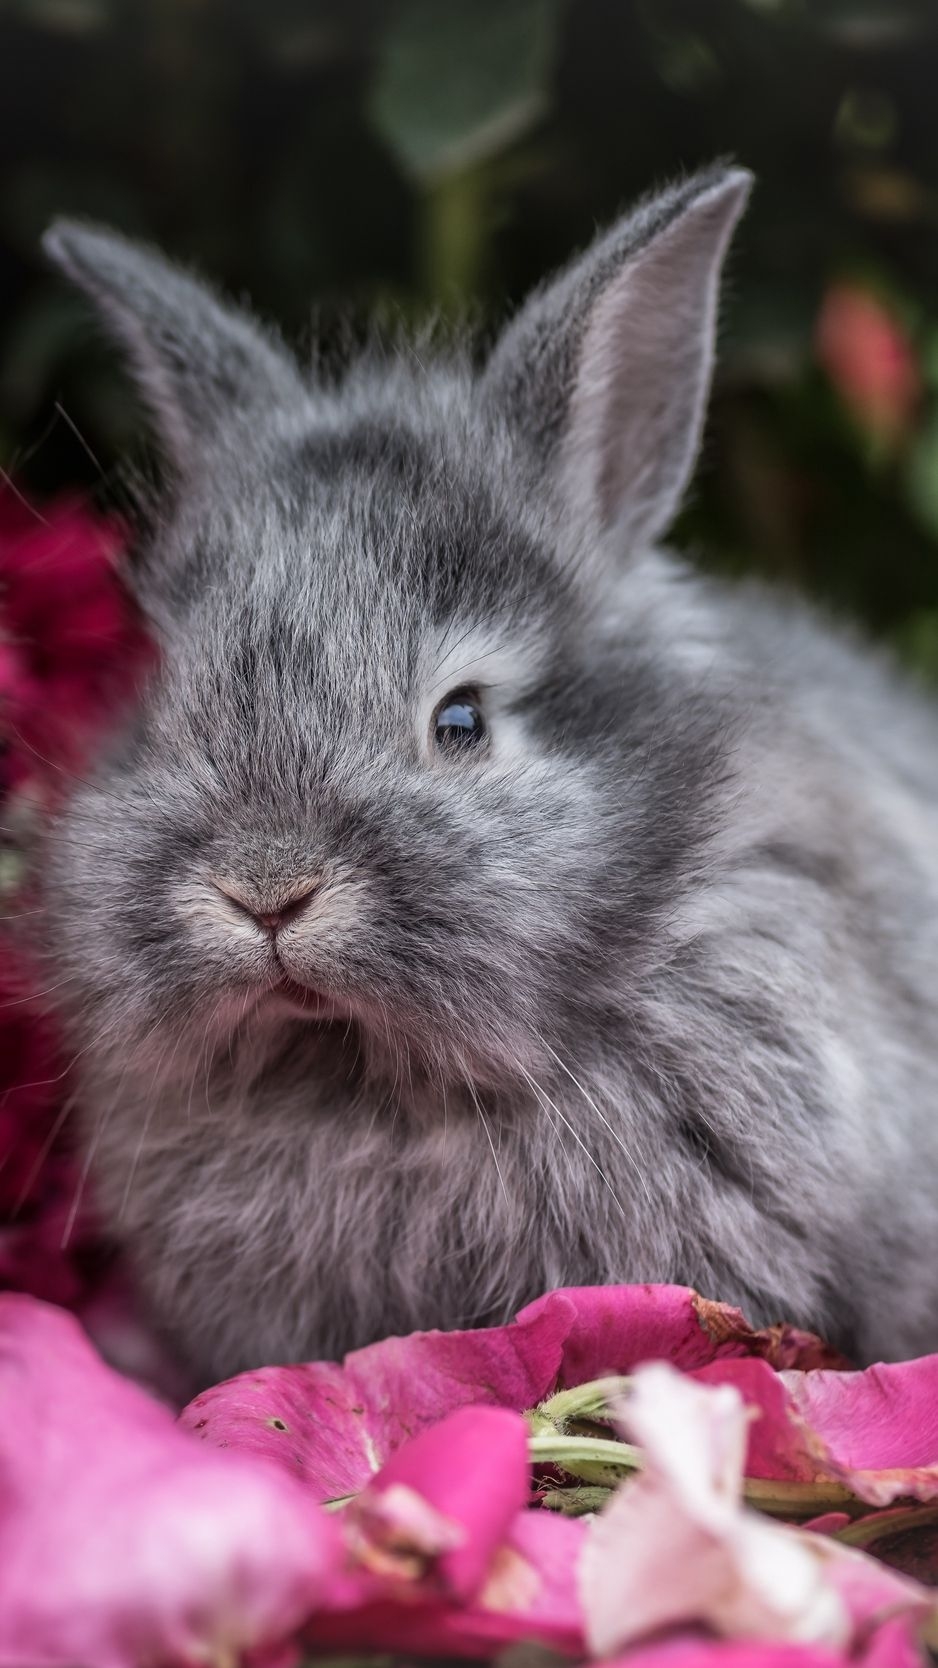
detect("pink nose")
[252,891,316,932]
[216,882,318,933]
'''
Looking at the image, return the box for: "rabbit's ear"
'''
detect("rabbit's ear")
[481,165,751,552]
[43,221,306,473]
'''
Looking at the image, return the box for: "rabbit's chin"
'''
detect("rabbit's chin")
[268,978,336,1018]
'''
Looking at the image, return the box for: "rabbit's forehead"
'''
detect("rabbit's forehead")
[180,456,559,691]
[163,414,570,745]
[271,408,554,608]
[182,572,546,725]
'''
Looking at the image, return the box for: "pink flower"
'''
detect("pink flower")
[310,1503,585,1659]
[0,492,151,798]
[342,1405,530,1601]
[0,1295,339,1667]
[815,283,920,442]
[0,490,154,1350]
[179,1290,574,1499]
[580,1365,847,1656]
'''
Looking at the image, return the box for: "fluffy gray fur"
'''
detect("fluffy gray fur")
[37,165,938,1387]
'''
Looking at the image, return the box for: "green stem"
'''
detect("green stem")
[530,1431,866,1519]
[534,1375,633,1431]
[742,1477,864,1520]
[528,1431,644,1487]
[835,1501,938,1547]
[540,1485,613,1516]
[420,167,489,302]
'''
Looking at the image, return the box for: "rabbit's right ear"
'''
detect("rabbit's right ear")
[480,165,751,556]
[42,221,307,474]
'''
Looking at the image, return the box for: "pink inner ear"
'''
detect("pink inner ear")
[559,171,751,550]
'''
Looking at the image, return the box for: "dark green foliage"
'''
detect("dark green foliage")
[3,0,938,674]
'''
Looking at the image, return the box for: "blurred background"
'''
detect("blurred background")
[3,0,938,672]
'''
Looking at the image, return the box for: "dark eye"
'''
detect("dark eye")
[433,688,486,751]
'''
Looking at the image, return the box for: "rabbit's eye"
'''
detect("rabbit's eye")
[433,689,486,752]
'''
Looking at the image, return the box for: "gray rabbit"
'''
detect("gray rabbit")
[38,165,938,1387]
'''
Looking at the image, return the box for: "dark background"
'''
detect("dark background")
[3,0,938,673]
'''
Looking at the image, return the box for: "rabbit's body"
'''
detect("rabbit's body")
[40,168,938,1383]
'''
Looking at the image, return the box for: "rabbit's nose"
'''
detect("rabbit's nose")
[214,881,318,933]
[253,890,317,932]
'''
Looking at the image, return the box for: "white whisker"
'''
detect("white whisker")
[466,1078,510,1211]
[514,1055,628,1223]
[538,1035,652,1206]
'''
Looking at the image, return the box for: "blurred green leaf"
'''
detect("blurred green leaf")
[904,410,938,540]
[919,331,938,395]
[369,0,561,184]
[892,609,938,681]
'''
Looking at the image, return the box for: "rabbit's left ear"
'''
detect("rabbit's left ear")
[480,165,752,553]
[42,220,307,476]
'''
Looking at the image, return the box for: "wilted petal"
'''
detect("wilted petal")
[692,1354,938,1507]
[519,1286,844,1391]
[345,1482,463,1584]
[0,1296,338,1667]
[183,1285,839,1504]
[783,1359,938,1505]
[691,1358,822,1483]
[181,1295,572,1500]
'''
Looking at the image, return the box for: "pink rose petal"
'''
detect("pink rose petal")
[0,1295,338,1667]
[347,1405,530,1601]
[602,1620,926,1667]
[692,1358,820,1482]
[693,1354,938,1506]
[309,1505,586,1658]
[180,1293,573,1499]
[521,1285,845,1390]
[246,1405,583,1660]
[784,1359,938,1505]
[182,1284,840,1504]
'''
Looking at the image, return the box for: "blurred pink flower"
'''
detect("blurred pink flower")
[343,1405,530,1601]
[309,1503,585,1659]
[601,1621,924,1668]
[815,283,920,442]
[0,490,153,1360]
[0,1295,339,1668]
[0,1299,587,1665]
[0,491,151,798]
